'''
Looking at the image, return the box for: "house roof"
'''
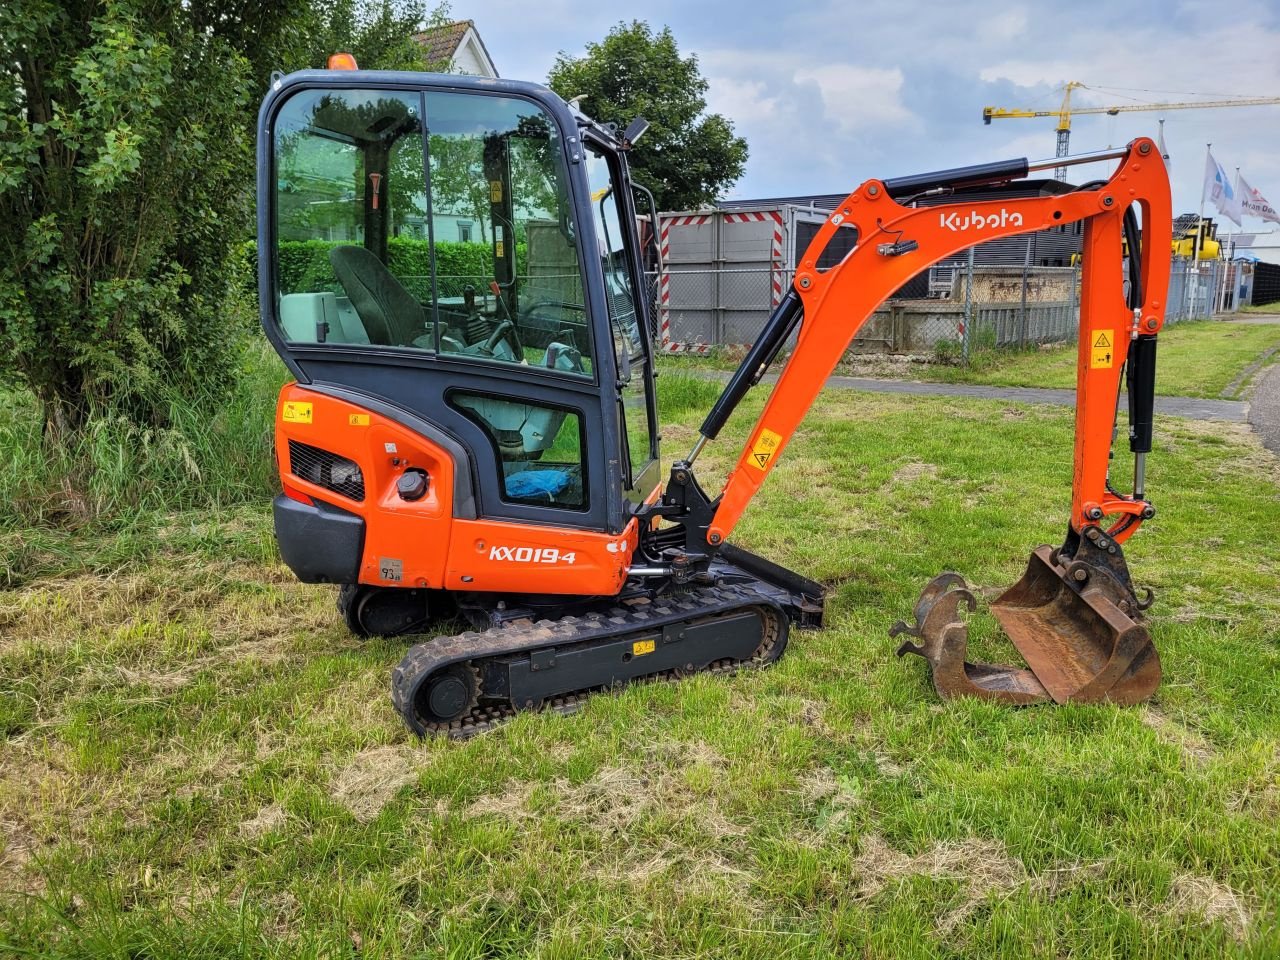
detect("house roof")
[412,19,497,76]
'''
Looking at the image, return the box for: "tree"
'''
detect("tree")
[0,2,299,436]
[0,1,448,437]
[288,0,451,75]
[548,21,748,211]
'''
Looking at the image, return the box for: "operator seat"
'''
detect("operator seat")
[329,246,429,347]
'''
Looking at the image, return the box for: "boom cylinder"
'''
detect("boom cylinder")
[882,157,1029,199]
[696,290,804,445]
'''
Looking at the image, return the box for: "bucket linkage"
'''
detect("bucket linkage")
[892,525,1161,706]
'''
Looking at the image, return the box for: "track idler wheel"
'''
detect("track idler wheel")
[893,528,1161,707]
[405,662,480,731]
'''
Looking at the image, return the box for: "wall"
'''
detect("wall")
[952,265,1076,304]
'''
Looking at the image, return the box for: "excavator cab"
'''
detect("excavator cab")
[261,71,665,617]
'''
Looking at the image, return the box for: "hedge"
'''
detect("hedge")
[239,238,528,300]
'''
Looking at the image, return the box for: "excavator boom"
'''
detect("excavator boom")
[666,137,1172,707]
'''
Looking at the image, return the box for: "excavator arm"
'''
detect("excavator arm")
[658,138,1172,707]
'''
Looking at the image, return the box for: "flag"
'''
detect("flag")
[1203,150,1242,227]
[1156,122,1170,168]
[1239,174,1280,224]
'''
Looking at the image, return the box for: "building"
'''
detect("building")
[413,19,498,78]
[721,181,1084,298]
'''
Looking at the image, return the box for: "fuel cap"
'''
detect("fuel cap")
[396,469,428,501]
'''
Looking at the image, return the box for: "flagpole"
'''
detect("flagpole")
[1193,143,1209,317]
[1219,168,1241,313]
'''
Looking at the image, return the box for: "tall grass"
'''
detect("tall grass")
[0,339,288,529]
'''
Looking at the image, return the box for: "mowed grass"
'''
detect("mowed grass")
[838,317,1280,399]
[2,372,1279,957]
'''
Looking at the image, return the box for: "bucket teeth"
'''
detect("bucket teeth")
[892,572,1050,704]
[894,533,1162,707]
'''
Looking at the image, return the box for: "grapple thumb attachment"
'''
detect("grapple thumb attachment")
[894,529,1161,707]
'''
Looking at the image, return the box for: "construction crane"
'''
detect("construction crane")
[983,83,1280,179]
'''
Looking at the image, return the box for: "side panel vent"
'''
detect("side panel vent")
[288,440,365,502]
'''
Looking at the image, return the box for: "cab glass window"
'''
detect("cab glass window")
[272,88,593,377]
[585,145,655,481]
[274,89,432,349]
[451,392,586,510]
[425,92,592,375]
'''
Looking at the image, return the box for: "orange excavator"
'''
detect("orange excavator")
[258,61,1171,734]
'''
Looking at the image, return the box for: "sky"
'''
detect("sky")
[457,0,1280,249]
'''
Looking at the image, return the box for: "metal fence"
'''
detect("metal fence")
[653,255,1243,361]
[1166,258,1225,321]
[652,267,788,350]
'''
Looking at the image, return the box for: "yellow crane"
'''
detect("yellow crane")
[983,83,1280,179]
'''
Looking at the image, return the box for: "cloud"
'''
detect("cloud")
[792,65,916,134]
[462,0,1280,219]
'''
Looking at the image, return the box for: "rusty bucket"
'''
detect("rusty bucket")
[894,532,1161,706]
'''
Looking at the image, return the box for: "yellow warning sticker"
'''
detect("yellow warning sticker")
[282,401,312,424]
[1090,330,1115,369]
[495,240,505,258]
[348,413,370,426]
[490,180,503,203]
[749,428,783,471]
[632,639,656,657]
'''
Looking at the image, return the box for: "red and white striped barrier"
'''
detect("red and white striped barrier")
[657,214,713,353]
[721,210,786,308]
[656,210,787,353]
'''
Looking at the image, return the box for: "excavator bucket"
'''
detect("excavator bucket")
[894,537,1161,707]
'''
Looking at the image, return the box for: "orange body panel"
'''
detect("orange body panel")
[275,384,638,596]
[707,139,1171,548]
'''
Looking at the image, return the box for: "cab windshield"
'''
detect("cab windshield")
[273,88,593,376]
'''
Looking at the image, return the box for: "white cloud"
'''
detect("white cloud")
[704,77,780,123]
[792,65,917,133]
[461,0,1280,217]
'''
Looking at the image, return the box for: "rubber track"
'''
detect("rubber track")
[391,583,786,738]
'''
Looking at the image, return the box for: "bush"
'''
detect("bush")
[0,339,286,530]
[0,2,298,436]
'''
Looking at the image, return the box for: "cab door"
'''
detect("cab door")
[583,137,661,506]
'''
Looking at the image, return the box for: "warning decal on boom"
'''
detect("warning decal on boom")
[749,428,783,470]
[1090,330,1115,369]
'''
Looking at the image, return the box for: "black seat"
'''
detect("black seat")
[329,246,427,346]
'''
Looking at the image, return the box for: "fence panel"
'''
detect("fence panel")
[653,257,1241,358]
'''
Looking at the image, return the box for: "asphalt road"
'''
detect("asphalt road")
[697,369,1249,422]
[1248,363,1280,455]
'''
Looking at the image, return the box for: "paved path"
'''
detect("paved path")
[697,369,1248,422]
[1248,364,1280,454]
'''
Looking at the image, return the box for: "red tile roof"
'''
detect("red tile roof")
[413,19,473,67]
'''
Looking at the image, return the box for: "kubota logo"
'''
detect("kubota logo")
[940,208,1024,232]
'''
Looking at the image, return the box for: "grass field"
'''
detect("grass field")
[834,317,1280,400]
[2,363,1278,957]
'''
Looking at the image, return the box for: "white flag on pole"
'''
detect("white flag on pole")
[1239,174,1280,224]
[1203,150,1243,227]
[1156,122,1170,168]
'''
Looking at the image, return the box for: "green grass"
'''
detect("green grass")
[836,318,1280,400]
[0,339,289,533]
[2,362,1279,957]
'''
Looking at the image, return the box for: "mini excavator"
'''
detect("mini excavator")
[258,61,1171,734]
